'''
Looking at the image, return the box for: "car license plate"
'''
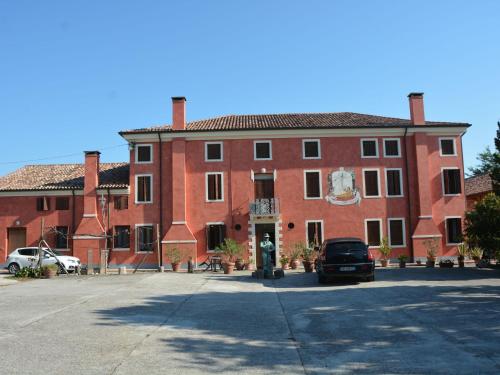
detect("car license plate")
[339,266,355,271]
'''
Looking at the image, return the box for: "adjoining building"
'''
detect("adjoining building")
[0,93,469,268]
[465,173,494,211]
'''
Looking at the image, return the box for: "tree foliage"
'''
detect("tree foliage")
[465,193,500,257]
[467,146,496,177]
[492,122,500,194]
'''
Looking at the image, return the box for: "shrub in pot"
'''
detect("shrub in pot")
[216,238,244,274]
[378,237,392,267]
[235,258,245,271]
[165,246,187,272]
[423,238,439,268]
[280,254,290,270]
[42,264,58,278]
[245,256,254,271]
[398,254,408,268]
[468,246,483,266]
[289,243,303,269]
[301,245,315,273]
[457,243,467,268]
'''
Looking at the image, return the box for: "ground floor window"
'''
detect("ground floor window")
[388,219,405,247]
[365,219,382,247]
[114,226,130,249]
[136,225,154,252]
[306,221,323,249]
[446,217,462,244]
[55,226,68,248]
[206,223,225,251]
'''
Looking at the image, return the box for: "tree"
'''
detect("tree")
[492,122,500,194]
[467,146,496,177]
[465,193,500,258]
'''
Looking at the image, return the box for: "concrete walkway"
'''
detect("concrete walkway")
[1,268,500,374]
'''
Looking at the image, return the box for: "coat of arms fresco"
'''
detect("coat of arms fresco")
[325,167,361,205]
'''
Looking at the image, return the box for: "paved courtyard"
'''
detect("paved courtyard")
[1,268,500,374]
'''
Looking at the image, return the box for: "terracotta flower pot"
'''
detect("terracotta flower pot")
[426,259,435,268]
[223,262,235,274]
[172,263,181,272]
[235,259,244,271]
[380,259,389,267]
[281,263,289,270]
[303,260,314,273]
[43,267,57,278]
[245,262,254,271]
[399,261,406,268]
[290,260,300,269]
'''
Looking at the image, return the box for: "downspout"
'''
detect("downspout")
[71,189,76,252]
[403,126,415,261]
[157,132,163,267]
[107,188,111,257]
[459,132,466,213]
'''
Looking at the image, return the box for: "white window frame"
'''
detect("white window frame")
[444,216,462,245]
[441,167,462,197]
[205,141,223,162]
[206,221,225,253]
[305,220,324,247]
[383,138,401,158]
[439,137,457,157]
[360,138,379,158]
[135,144,153,164]
[254,140,273,160]
[205,172,224,202]
[364,218,383,248]
[387,218,406,248]
[302,139,321,160]
[362,168,381,198]
[112,225,131,251]
[303,170,323,200]
[135,174,153,204]
[135,224,154,253]
[385,168,404,198]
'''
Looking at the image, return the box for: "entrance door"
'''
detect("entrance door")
[8,228,26,254]
[255,223,276,269]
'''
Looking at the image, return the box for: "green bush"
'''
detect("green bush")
[216,238,244,263]
[15,267,41,278]
[465,193,500,257]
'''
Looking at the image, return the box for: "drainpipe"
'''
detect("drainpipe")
[71,189,76,252]
[107,188,111,253]
[157,132,163,267]
[403,126,415,261]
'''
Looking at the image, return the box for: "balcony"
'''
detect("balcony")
[249,198,280,220]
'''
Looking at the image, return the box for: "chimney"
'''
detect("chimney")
[83,151,100,216]
[408,92,425,125]
[172,96,186,130]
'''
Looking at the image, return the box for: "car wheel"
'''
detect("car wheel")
[8,263,20,274]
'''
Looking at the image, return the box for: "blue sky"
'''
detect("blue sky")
[0,0,499,176]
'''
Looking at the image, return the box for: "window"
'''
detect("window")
[36,197,50,211]
[440,138,456,156]
[55,226,68,249]
[135,175,152,203]
[55,197,69,210]
[442,168,461,195]
[363,169,380,197]
[114,196,128,210]
[205,142,223,162]
[365,219,382,247]
[385,168,403,197]
[383,139,401,157]
[254,140,272,160]
[114,226,130,249]
[18,248,36,256]
[388,219,405,247]
[306,221,323,248]
[304,170,322,199]
[446,217,462,244]
[206,223,226,251]
[302,139,321,159]
[206,173,223,201]
[135,144,152,163]
[136,225,154,252]
[361,139,378,158]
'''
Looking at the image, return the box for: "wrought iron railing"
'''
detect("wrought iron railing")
[249,198,280,216]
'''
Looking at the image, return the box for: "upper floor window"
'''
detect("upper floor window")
[135,144,153,164]
[114,225,130,249]
[388,218,405,247]
[383,138,401,158]
[254,140,272,160]
[205,142,223,162]
[302,139,321,159]
[304,170,322,199]
[445,217,462,244]
[385,168,403,197]
[440,138,456,156]
[114,196,129,210]
[365,219,382,247]
[36,197,50,211]
[206,172,224,202]
[55,197,69,210]
[442,168,461,196]
[361,139,378,158]
[363,169,381,198]
[135,174,153,203]
[55,226,69,249]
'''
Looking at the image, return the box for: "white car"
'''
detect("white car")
[6,247,81,274]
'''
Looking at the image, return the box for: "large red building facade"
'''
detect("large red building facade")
[0,93,469,268]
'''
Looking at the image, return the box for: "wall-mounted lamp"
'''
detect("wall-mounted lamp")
[128,142,136,151]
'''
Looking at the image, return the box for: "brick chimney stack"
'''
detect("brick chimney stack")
[83,151,100,216]
[408,92,425,125]
[172,97,186,130]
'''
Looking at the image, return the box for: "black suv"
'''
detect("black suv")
[316,238,375,283]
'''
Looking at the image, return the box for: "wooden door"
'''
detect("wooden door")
[254,179,274,199]
[7,228,26,254]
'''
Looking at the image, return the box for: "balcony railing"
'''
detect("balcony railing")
[249,198,280,216]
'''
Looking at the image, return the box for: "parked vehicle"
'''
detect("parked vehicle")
[5,247,81,274]
[315,238,375,283]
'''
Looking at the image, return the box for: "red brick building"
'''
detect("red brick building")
[0,93,469,268]
[465,173,494,211]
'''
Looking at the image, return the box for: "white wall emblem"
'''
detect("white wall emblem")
[325,168,361,205]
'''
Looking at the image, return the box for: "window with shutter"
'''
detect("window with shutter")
[361,139,378,158]
[55,226,69,248]
[383,139,400,157]
[446,218,462,244]
[442,169,461,195]
[363,170,380,197]
[304,171,321,199]
[306,221,323,248]
[136,225,154,252]
[55,197,69,210]
[136,175,152,203]
[388,219,405,247]
[366,220,382,247]
[206,224,226,251]
[386,169,403,197]
[114,226,130,248]
[206,173,223,201]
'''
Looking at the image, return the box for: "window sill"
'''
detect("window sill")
[364,195,382,199]
[303,156,321,160]
[136,251,154,254]
[383,155,401,158]
[135,161,153,165]
[443,194,461,197]
[440,154,457,157]
[112,248,130,252]
[361,155,379,159]
[387,195,404,198]
[206,199,224,203]
[446,242,461,246]
[135,201,153,204]
[254,158,272,161]
[304,197,322,200]
[389,245,406,248]
[205,159,223,162]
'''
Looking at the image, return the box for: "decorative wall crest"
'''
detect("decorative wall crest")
[325,167,361,206]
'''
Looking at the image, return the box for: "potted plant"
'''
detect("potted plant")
[280,254,290,270]
[42,264,58,278]
[302,245,315,273]
[398,254,408,268]
[289,243,303,269]
[216,238,244,274]
[468,246,483,265]
[423,238,438,268]
[245,256,254,271]
[165,246,186,272]
[235,257,245,271]
[457,243,467,268]
[378,237,391,267]
[439,259,454,268]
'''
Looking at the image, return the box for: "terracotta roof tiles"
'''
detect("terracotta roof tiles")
[465,173,493,196]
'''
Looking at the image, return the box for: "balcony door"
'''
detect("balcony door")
[254,173,274,199]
